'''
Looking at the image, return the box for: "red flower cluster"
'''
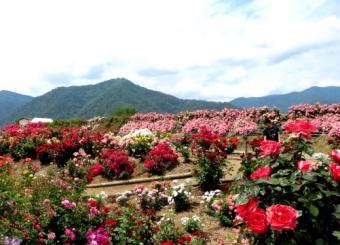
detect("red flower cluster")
[259,140,281,157]
[144,143,178,174]
[160,233,205,245]
[101,149,135,179]
[190,126,237,158]
[283,119,318,139]
[0,155,12,168]
[330,149,340,182]
[250,166,272,180]
[236,198,298,234]
[86,163,104,182]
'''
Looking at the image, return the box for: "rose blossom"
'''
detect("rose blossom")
[211,199,223,213]
[65,228,76,241]
[47,232,56,240]
[89,207,100,217]
[250,166,272,180]
[297,160,317,172]
[61,199,76,209]
[330,149,340,164]
[329,163,340,182]
[235,198,259,220]
[259,140,281,157]
[266,204,298,231]
[283,119,317,139]
[246,208,269,234]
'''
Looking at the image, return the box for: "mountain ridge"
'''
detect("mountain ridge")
[1,80,339,125]
[0,90,33,125]
[4,78,233,123]
[230,86,340,111]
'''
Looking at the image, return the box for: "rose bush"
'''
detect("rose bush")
[144,143,178,175]
[231,119,340,244]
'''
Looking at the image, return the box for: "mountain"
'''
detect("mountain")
[230,86,340,111]
[7,78,233,122]
[0,91,33,125]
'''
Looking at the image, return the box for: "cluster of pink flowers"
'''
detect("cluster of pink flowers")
[61,199,76,209]
[328,122,340,140]
[120,107,279,136]
[288,103,340,118]
[86,227,110,245]
[181,118,233,134]
[232,117,258,136]
[131,112,176,121]
[119,120,177,134]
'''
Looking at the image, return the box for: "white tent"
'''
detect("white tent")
[31,118,53,123]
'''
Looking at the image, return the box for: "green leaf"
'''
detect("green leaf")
[305,146,314,156]
[309,204,319,217]
[315,238,324,245]
[332,231,340,240]
[235,193,249,205]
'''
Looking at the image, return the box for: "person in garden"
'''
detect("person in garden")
[263,119,280,142]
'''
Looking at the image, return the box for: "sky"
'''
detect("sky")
[0,0,340,102]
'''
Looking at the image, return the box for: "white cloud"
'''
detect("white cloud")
[0,0,339,100]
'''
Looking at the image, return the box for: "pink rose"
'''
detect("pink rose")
[330,162,340,182]
[297,160,317,172]
[260,140,281,157]
[330,149,340,164]
[250,166,272,180]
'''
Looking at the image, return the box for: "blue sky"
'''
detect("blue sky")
[0,0,339,101]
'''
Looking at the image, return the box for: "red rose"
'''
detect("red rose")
[87,198,97,207]
[160,241,174,245]
[250,166,272,180]
[330,149,340,164]
[246,208,269,234]
[330,163,340,182]
[283,120,317,139]
[88,163,104,176]
[266,204,298,231]
[260,140,281,157]
[178,234,192,244]
[103,219,117,228]
[235,198,259,220]
[143,159,156,169]
[297,160,317,172]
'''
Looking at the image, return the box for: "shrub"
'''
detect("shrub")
[101,149,135,179]
[156,217,182,244]
[134,185,169,211]
[144,143,178,175]
[231,120,340,244]
[190,127,235,190]
[168,183,192,212]
[181,215,202,233]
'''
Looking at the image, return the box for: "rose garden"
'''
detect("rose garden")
[0,103,339,244]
